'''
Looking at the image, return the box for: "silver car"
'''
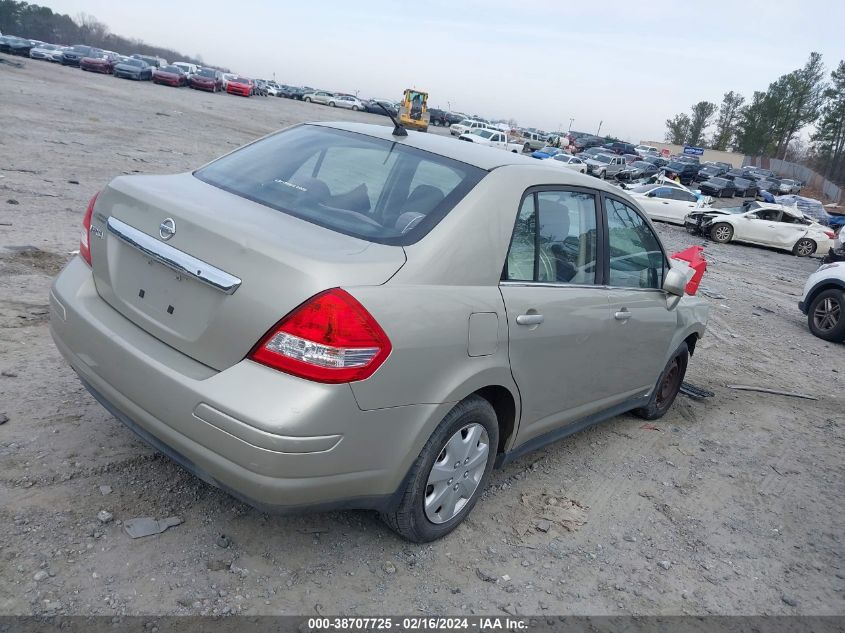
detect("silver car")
[302,90,335,105]
[50,122,708,542]
[327,95,365,110]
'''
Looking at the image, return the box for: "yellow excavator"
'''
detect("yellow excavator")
[398,88,430,132]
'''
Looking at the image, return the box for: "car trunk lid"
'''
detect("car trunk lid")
[88,173,406,371]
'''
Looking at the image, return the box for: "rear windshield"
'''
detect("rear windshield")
[194,125,486,246]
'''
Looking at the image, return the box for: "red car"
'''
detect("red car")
[80,52,118,74]
[226,76,252,97]
[152,65,188,87]
[189,67,223,92]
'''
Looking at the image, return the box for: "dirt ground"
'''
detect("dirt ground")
[1,58,843,618]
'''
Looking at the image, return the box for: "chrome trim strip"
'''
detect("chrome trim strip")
[106,216,241,295]
[500,281,666,293]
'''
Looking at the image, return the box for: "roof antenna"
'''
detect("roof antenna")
[375,102,407,137]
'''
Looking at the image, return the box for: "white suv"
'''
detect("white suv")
[799,261,845,342]
[450,119,488,136]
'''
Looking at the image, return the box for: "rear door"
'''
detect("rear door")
[602,196,678,397]
[500,188,618,444]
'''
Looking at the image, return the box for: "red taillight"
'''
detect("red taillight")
[249,289,392,384]
[79,192,99,266]
[825,231,835,239]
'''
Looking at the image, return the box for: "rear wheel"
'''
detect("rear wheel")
[304,97,311,103]
[352,105,359,111]
[381,395,498,542]
[328,101,336,107]
[808,289,845,342]
[633,343,689,420]
[792,238,816,257]
[710,222,733,243]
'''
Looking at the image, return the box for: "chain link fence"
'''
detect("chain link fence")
[743,156,842,204]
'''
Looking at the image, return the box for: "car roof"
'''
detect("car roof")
[311,122,534,170]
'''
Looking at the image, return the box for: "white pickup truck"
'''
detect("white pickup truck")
[458,128,522,153]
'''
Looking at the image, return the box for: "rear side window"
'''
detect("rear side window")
[195,125,485,245]
[504,190,598,285]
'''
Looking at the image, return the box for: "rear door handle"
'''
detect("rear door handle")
[516,314,544,326]
[615,309,632,321]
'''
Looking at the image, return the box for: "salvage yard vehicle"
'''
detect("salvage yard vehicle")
[153,65,189,87]
[531,146,564,159]
[800,262,845,342]
[695,165,726,182]
[172,61,198,76]
[303,90,335,105]
[49,121,708,542]
[635,144,658,156]
[226,76,253,96]
[664,160,700,185]
[629,185,706,225]
[458,128,522,152]
[29,42,61,60]
[328,95,365,110]
[80,51,119,74]
[586,153,627,179]
[698,177,736,198]
[188,67,223,92]
[113,58,152,81]
[685,202,833,257]
[546,154,587,173]
[519,130,547,152]
[731,177,758,198]
[365,99,399,116]
[131,54,165,69]
[450,119,489,136]
[61,44,96,66]
[616,160,659,182]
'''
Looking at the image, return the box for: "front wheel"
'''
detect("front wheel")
[304,97,311,102]
[328,101,336,107]
[793,238,816,257]
[633,343,689,420]
[352,105,359,111]
[381,395,498,542]
[710,222,733,243]
[808,289,845,342]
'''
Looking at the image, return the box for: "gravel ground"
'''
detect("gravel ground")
[1,57,843,618]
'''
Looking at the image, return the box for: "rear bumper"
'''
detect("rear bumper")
[50,257,444,512]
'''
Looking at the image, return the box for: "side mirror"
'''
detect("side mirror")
[663,267,688,310]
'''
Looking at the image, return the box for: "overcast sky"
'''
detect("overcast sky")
[39,0,845,142]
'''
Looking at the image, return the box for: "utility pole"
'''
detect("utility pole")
[569,118,574,132]
[597,120,603,136]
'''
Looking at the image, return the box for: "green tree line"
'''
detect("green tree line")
[0,0,226,70]
[664,52,845,186]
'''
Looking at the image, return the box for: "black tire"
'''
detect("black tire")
[380,395,498,543]
[792,238,816,257]
[328,101,336,107]
[807,288,845,342]
[304,97,311,103]
[633,343,689,420]
[709,222,733,243]
[352,105,359,111]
